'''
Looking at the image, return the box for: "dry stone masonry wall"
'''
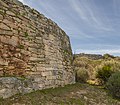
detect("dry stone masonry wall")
[0,0,75,98]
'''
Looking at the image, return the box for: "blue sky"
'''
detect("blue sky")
[19,0,120,56]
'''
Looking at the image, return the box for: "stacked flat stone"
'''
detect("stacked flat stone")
[0,0,75,98]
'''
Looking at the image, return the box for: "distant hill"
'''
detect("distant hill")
[74,53,117,60]
[74,53,103,60]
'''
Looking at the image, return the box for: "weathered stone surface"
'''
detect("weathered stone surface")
[0,58,8,66]
[0,14,3,20]
[6,11,16,16]
[0,23,10,30]
[0,0,75,98]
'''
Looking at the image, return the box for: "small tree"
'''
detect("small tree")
[103,53,115,59]
[96,65,114,83]
[106,72,120,98]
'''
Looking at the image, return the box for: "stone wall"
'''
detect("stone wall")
[0,0,75,98]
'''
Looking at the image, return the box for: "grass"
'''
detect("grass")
[0,83,120,105]
[0,83,84,105]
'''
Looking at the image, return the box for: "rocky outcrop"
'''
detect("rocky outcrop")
[0,0,75,98]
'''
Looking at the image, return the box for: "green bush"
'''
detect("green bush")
[76,68,89,83]
[106,72,120,98]
[95,60,120,83]
[96,65,114,83]
[103,53,115,59]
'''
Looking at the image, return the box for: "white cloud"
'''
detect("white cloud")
[18,0,27,4]
[69,30,95,39]
[69,0,114,32]
[18,0,28,5]
[76,49,120,55]
[70,0,88,21]
[18,0,24,2]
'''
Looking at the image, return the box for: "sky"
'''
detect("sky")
[18,0,120,56]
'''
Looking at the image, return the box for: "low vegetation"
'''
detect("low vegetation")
[95,60,120,83]
[74,53,120,101]
[74,56,102,82]
[74,54,120,83]
[0,83,120,105]
[76,68,89,83]
[106,72,120,99]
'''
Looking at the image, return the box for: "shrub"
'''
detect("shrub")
[76,68,89,83]
[96,65,114,83]
[106,72,120,98]
[95,60,120,83]
[73,57,90,67]
[103,53,115,59]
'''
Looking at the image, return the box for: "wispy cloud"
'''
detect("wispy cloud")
[18,0,28,5]
[76,49,120,56]
[69,31,95,39]
[113,0,120,15]
[18,0,24,3]
[70,0,87,20]
[73,43,120,56]
[69,0,114,32]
